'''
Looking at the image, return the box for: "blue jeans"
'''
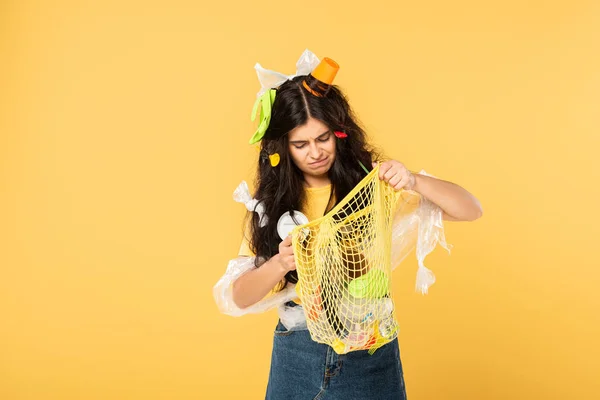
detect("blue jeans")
[266,319,407,400]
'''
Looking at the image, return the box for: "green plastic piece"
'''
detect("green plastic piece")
[347,269,390,299]
[249,89,276,144]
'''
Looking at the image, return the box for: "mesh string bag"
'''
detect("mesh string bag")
[291,164,421,355]
[213,167,449,337]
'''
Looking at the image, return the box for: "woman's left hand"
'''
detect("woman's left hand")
[373,160,416,191]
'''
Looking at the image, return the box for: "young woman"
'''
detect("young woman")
[221,51,482,400]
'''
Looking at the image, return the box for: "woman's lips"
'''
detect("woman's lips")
[309,158,328,167]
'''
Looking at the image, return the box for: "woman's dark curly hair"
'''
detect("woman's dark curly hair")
[246,75,380,288]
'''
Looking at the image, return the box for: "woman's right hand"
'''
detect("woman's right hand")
[275,235,296,273]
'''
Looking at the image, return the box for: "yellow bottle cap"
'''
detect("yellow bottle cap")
[331,339,347,354]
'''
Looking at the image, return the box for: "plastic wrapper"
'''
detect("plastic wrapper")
[233,181,268,227]
[254,49,320,98]
[391,170,452,294]
[277,302,308,331]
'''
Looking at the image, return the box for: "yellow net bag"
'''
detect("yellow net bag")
[291,164,418,355]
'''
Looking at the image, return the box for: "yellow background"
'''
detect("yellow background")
[1,1,599,399]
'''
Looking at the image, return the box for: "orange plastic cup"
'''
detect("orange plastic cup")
[311,57,339,85]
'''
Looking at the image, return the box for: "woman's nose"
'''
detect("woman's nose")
[308,142,321,159]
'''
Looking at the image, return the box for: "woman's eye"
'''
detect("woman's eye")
[318,135,331,142]
[294,144,306,149]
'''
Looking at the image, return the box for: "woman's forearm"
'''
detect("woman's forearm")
[232,255,288,309]
[413,174,483,221]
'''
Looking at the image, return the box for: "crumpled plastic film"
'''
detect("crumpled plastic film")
[390,204,420,271]
[278,303,308,331]
[213,256,298,316]
[390,170,452,294]
[254,49,320,98]
[233,181,268,227]
[414,193,452,294]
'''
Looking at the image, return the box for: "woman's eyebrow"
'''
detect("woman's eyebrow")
[289,130,331,144]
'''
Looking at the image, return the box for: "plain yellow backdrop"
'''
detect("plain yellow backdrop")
[1,1,599,399]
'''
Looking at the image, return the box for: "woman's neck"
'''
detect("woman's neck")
[303,174,331,189]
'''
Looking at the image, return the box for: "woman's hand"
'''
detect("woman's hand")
[274,235,296,273]
[373,160,483,221]
[373,160,416,191]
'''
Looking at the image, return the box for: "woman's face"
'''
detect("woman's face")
[288,117,336,182]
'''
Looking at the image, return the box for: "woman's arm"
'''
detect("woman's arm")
[231,235,297,309]
[376,160,483,222]
[231,255,288,309]
[412,173,483,221]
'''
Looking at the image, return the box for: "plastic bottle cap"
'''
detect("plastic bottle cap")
[331,339,347,354]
